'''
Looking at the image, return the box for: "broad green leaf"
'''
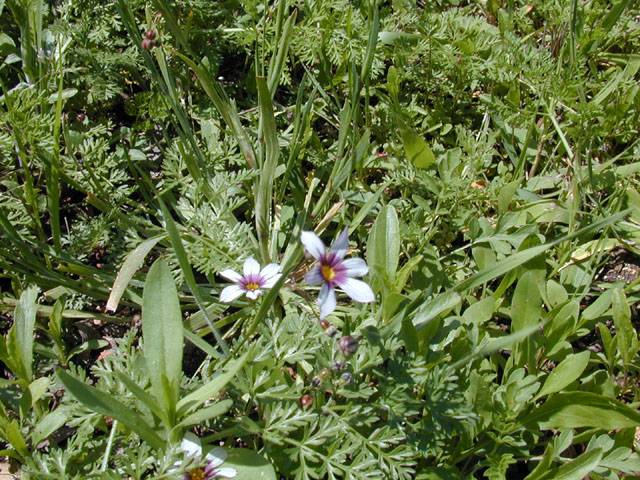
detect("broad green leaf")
[394,254,423,293]
[612,288,637,365]
[456,209,630,293]
[32,407,71,446]
[511,271,542,332]
[67,339,110,361]
[525,392,640,430]
[524,442,555,480]
[5,420,28,458]
[224,448,277,480]
[177,351,249,415]
[14,286,38,381]
[367,205,400,284]
[498,179,520,215]
[177,399,233,428]
[536,351,590,399]
[462,297,495,326]
[400,127,435,169]
[538,448,602,480]
[57,369,164,449]
[106,236,164,312]
[142,259,183,409]
[412,290,461,331]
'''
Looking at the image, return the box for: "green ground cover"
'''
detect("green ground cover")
[1,0,640,478]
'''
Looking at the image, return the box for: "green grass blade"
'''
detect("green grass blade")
[255,76,280,263]
[57,369,164,450]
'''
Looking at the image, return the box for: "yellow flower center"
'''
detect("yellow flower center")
[246,282,259,291]
[322,265,336,281]
[188,468,206,480]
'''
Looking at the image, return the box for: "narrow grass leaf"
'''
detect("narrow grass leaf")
[14,286,38,381]
[106,236,164,312]
[57,369,164,450]
[177,399,233,428]
[177,351,249,415]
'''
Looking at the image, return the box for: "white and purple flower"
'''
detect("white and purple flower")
[180,433,236,480]
[301,227,375,319]
[219,258,281,302]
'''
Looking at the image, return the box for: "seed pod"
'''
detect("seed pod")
[332,361,345,371]
[326,326,338,338]
[141,38,154,50]
[319,319,330,330]
[342,372,353,384]
[299,394,312,409]
[145,29,156,40]
[312,368,331,386]
[76,112,86,122]
[338,336,359,357]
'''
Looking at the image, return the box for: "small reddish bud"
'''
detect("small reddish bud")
[338,336,359,358]
[76,112,86,122]
[141,38,153,50]
[145,29,156,40]
[299,394,312,409]
[319,319,330,329]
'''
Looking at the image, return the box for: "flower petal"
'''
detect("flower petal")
[205,447,227,468]
[220,285,245,303]
[342,258,369,277]
[338,277,375,303]
[245,289,262,300]
[301,231,325,260]
[318,283,336,319]
[262,273,282,289]
[181,433,203,458]
[260,263,281,281]
[304,265,324,286]
[243,257,261,277]
[219,269,242,283]
[330,227,350,260]
[215,467,237,478]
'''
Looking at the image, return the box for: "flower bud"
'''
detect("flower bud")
[312,368,330,386]
[141,38,154,50]
[338,336,359,357]
[319,319,330,330]
[145,29,156,40]
[299,394,312,409]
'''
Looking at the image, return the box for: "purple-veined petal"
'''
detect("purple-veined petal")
[245,289,262,300]
[260,263,281,281]
[301,231,326,260]
[204,447,227,468]
[243,257,260,277]
[220,285,245,303]
[330,227,350,260]
[318,283,337,319]
[304,265,324,286]
[219,269,242,283]
[215,467,237,478]
[262,273,282,289]
[342,258,369,277]
[338,277,375,303]
[181,433,203,458]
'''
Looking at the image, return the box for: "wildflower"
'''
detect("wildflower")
[219,257,281,302]
[301,227,375,319]
[180,433,236,480]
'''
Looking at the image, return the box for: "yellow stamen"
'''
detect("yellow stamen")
[245,282,259,291]
[322,265,336,281]
[188,468,206,480]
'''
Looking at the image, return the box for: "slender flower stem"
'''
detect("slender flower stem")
[100,419,118,472]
